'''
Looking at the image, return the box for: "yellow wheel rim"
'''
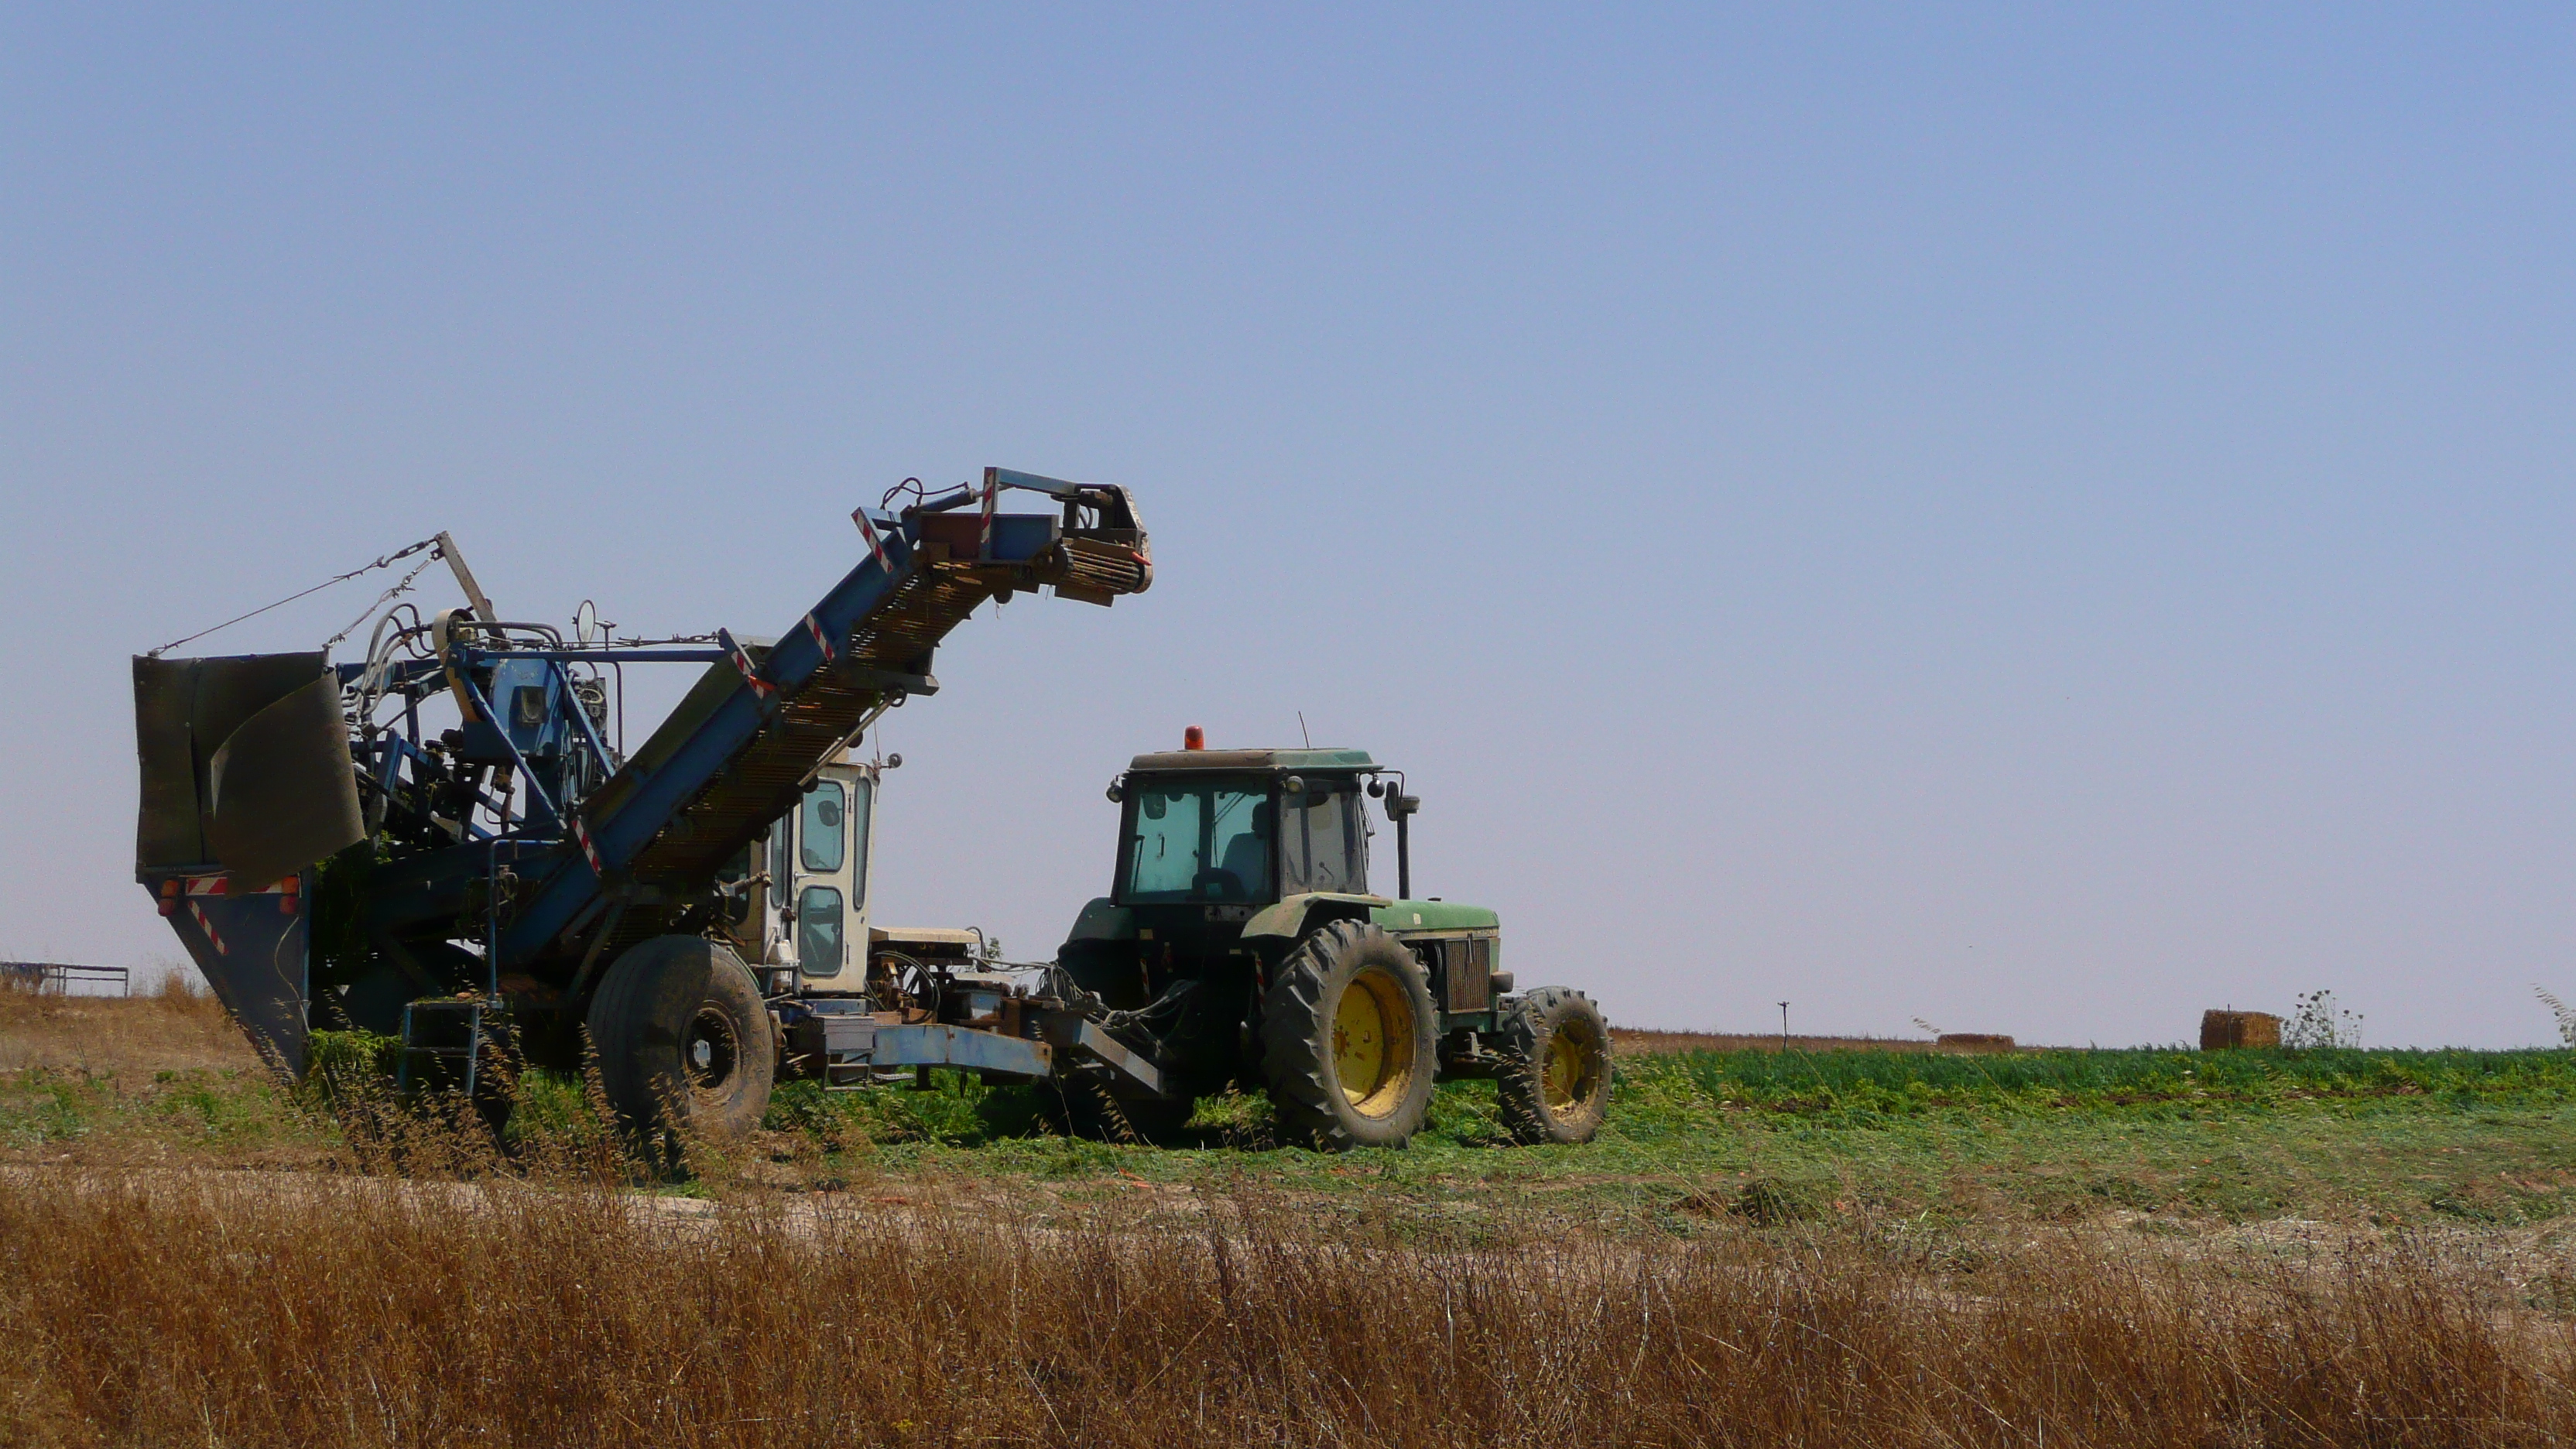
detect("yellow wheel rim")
[1331,966,1417,1118]
[1542,1024,1601,1118]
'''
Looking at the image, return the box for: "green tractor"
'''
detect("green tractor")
[1053,731,1613,1149]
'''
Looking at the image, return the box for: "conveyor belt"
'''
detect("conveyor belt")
[498,488,1149,971]
[629,557,1000,882]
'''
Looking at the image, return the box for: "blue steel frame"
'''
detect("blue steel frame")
[336,489,1085,985]
[493,510,927,966]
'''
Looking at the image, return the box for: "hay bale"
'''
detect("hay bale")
[1936,1033,2015,1052]
[2200,1009,2280,1050]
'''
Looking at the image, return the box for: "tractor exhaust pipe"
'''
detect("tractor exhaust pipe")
[1389,791,1418,900]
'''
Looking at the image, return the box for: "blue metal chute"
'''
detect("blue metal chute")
[496,488,1149,970]
[496,515,920,961]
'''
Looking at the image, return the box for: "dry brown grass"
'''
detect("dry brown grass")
[5,992,2573,1444]
[0,1166,2568,1447]
[0,974,252,1077]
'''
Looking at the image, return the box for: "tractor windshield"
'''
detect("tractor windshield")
[1120,778,1272,903]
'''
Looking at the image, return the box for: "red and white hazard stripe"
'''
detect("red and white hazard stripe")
[189,899,228,955]
[176,875,291,955]
[850,509,896,578]
[803,611,837,662]
[978,474,997,558]
[182,876,288,897]
[726,637,775,699]
[572,815,605,877]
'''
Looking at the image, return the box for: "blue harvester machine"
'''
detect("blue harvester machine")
[134,470,1162,1136]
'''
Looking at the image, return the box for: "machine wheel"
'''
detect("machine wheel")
[1495,987,1612,1146]
[586,935,776,1143]
[1259,920,1438,1150]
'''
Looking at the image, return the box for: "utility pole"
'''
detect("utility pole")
[1778,1001,1790,1053]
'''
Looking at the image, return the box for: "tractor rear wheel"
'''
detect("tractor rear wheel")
[1259,920,1438,1149]
[1496,987,1612,1145]
[586,935,775,1145]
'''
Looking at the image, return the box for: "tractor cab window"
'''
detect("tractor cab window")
[1280,782,1367,895]
[843,775,872,908]
[797,885,845,975]
[1120,779,1271,903]
[800,781,846,872]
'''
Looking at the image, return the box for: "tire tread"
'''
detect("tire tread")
[1496,986,1612,1146]
[1259,920,1436,1150]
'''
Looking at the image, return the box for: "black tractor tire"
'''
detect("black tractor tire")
[1259,920,1439,1150]
[1495,986,1612,1146]
[586,935,776,1144]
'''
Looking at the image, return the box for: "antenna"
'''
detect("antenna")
[1297,711,1312,748]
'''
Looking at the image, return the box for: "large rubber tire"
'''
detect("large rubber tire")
[1259,920,1439,1150]
[1496,986,1612,1146]
[586,935,775,1143]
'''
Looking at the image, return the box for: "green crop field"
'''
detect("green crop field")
[731,1043,2576,1237]
[9,997,2573,1245]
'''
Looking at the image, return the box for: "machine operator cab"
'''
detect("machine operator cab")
[714,756,979,992]
[1110,746,1381,920]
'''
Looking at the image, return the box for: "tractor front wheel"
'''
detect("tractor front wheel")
[587,935,776,1145]
[1496,987,1612,1146]
[1259,920,1438,1149]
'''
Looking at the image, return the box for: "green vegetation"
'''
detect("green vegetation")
[1643,1044,2576,1116]
[7,1044,2573,1238]
[0,1066,320,1158]
[729,1047,2576,1236]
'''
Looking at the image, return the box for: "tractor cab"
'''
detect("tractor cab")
[711,757,981,999]
[1110,747,1379,916]
[707,759,878,986]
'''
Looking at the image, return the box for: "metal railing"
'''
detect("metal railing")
[0,962,134,997]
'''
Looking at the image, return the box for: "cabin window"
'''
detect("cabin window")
[800,781,846,873]
[796,886,845,975]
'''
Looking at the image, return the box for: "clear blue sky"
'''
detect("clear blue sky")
[4,7,2570,1046]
